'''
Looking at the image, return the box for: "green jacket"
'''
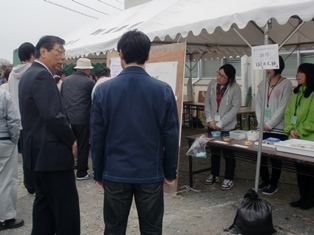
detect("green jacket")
[284,85,314,140]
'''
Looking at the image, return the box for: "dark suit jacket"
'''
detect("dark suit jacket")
[19,62,76,171]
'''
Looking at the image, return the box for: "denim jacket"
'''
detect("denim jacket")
[91,66,179,183]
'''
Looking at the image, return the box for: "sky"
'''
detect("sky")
[1,0,124,63]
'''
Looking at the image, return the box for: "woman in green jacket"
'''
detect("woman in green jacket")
[284,63,314,210]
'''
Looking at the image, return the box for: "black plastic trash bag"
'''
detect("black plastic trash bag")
[224,189,276,235]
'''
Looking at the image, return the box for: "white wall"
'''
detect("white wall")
[182,55,299,108]
[182,56,264,107]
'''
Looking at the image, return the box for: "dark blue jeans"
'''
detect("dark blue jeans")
[102,180,164,235]
[260,133,288,187]
[208,128,236,180]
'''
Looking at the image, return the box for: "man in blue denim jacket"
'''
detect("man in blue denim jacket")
[90,30,179,235]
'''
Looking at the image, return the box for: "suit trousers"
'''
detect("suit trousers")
[31,170,80,235]
[71,124,90,177]
[20,130,36,193]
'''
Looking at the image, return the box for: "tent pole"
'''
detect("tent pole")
[186,52,206,101]
[278,21,305,50]
[187,54,194,101]
[232,27,252,48]
[254,20,271,192]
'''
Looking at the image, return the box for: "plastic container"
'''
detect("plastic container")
[275,139,314,157]
[211,131,221,137]
[265,137,280,145]
[247,131,259,141]
[230,130,247,140]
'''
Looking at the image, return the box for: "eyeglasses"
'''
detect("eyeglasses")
[53,48,66,56]
[216,71,228,80]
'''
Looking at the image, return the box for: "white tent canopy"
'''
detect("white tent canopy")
[64,0,314,60]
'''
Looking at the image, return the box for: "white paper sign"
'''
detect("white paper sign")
[252,44,279,70]
[109,57,123,78]
[145,61,178,93]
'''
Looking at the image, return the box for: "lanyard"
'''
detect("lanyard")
[216,85,226,112]
[294,90,302,116]
[266,76,281,107]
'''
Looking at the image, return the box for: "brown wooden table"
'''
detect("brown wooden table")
[183,102,255,130]
[183,101,205,118]
[186,133,314,188]
[183,101,205,128]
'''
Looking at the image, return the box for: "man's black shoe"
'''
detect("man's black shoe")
[0,218,24,231]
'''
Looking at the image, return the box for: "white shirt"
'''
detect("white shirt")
[91,76,111,100]
[0,83,9,91]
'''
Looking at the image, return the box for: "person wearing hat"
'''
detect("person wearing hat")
[255,56,292,195]
[204,64,241,190]
[61,58,95,180]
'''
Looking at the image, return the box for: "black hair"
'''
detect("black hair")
[293,63,314,98]
[219,64,236,83]
[274,55,285,76]
[18,42,35,62]
[3,68,12,81]
[55,69,66,77]
[117,30,150,65]
[54,76,60,84]
[34,35,65,59]
[89,73,96,82]
[95,66,110,78]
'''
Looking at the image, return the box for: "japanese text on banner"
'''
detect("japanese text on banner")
[252,44,279,70]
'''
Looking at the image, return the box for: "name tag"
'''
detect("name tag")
[214,115,221,121]
[290,116,297,124]
[264,109,271,118]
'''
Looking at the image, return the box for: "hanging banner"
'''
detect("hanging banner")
[252,44,279,70]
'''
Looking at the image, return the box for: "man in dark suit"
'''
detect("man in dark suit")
[19,35,80,235]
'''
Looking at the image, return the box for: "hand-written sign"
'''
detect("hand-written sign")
[252,44,279,70]
[145,61,178,93]
[109,57,123,78]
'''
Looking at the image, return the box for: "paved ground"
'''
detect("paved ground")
[1,127,314,235]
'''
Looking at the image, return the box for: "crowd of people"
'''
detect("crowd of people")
[0,30,179,235]
[0,28,314,235]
